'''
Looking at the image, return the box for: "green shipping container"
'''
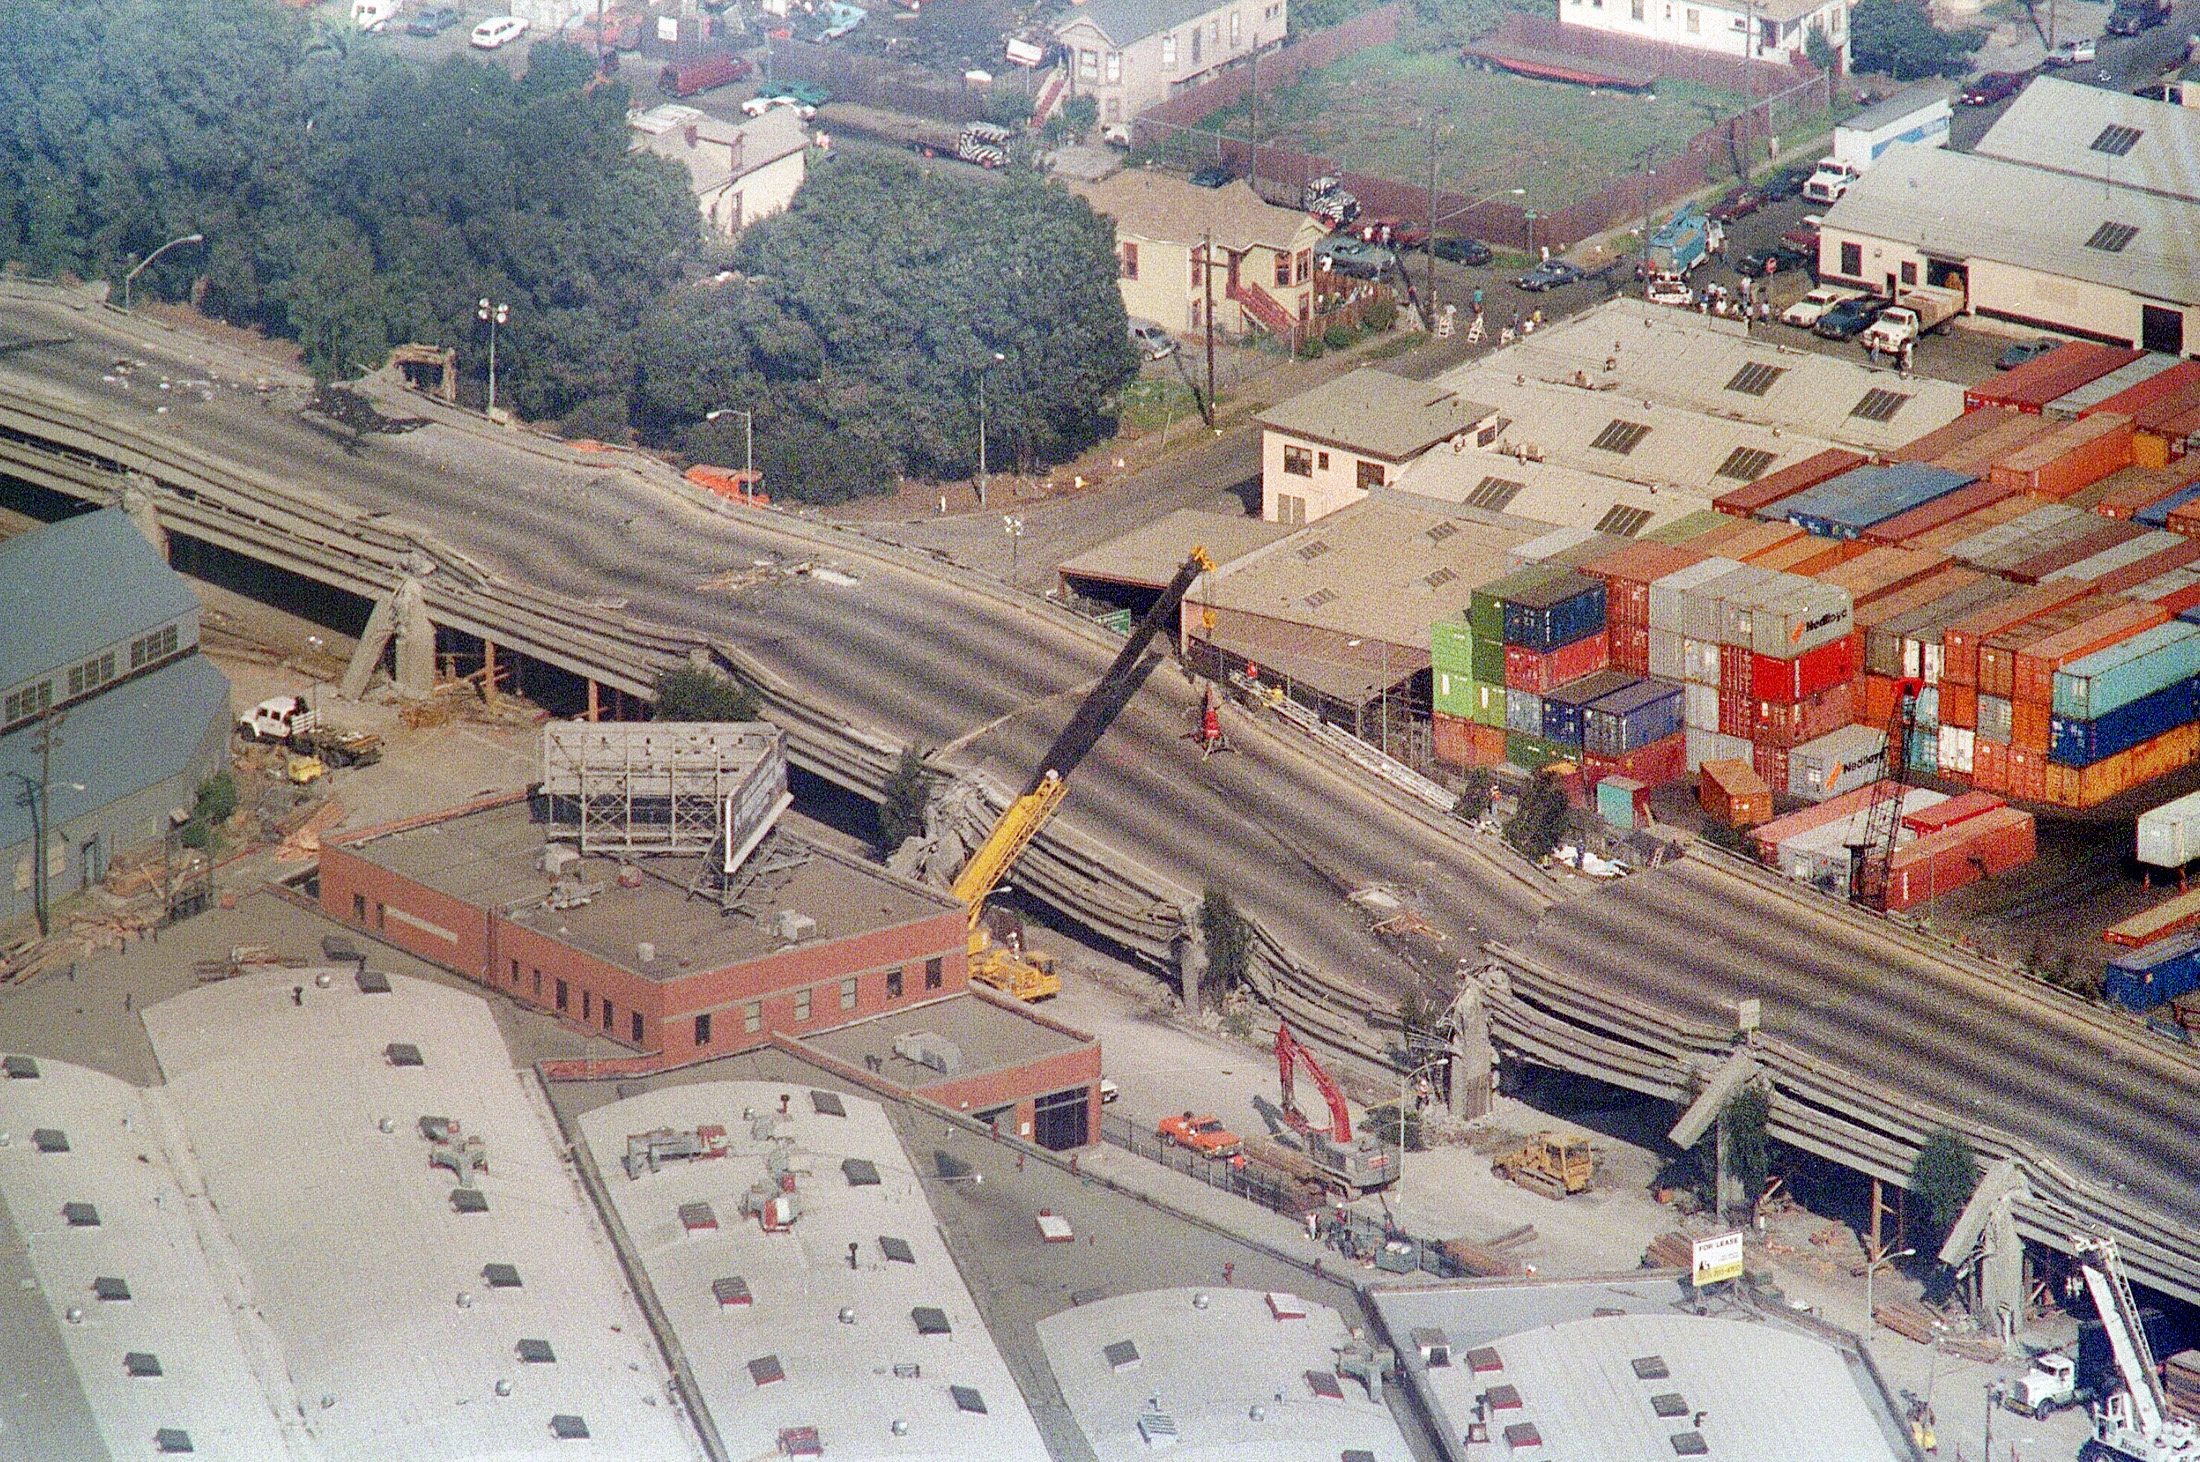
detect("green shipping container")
[1644,509,1726,544]
[1433,617,1475,674]
[1472,679,1508,728]
[1506,731,1578,769]
[1472,636,1507,685]
[1434,666,1480,717]
[1470,565,1561,646]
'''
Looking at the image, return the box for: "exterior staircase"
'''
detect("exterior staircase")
[1031,65,1069,124]
[1227,279,1296,338]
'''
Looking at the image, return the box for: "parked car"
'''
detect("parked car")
[406,4,461,35]
[1188,164,1236,189]
[2107,0,2168,35]
[1314,235,1397,279]
[1357,217,1428,250]
[1159,1111,1246,1164]
[1759,164,1813,202]
[1128,319,1178,359]
[1645,273,1695,307]
[1431,236,1494,265]
[2044,36,2096,66]
[1782,286,1861,328]
[1708,186,1763,223]
[1514,260,1584,291]
[469,14,529,48]
[1996,337,2061,369]
[762,80,832,107]
[1813,296,1886,341]
[1959,69,2030,105]
[741,94,815,119]
[1737,244,1812,277]
[1781,213,1825,252]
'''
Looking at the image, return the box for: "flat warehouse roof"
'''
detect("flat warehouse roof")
[1056,508,1291,592]
[1255,370,1496,461]
[1974,76,2200,204]
[800,993,1093,1085]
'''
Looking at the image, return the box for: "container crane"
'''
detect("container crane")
[2073,1231,2200,1462]
[1275,1021,1394,1196]
[949,549,1215,1000]
[1848,677,1920,910]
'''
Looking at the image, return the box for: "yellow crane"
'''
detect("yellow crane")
[951,549,1214,1001]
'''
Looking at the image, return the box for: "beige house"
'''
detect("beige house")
[1055,0,1285,125]
[1074,171,1326,346]
[1255,371,1498,525]
[1560,0,1850,66]
[630,104,809,239]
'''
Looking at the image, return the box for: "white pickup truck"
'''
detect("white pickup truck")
[1858,283,1965,353]
[1802,157,1861,204]
[238,695,320,743]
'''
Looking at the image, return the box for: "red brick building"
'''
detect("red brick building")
[318,795,1102,1145]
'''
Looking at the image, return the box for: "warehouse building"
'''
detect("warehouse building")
[0,508,230,930]
[1256,371,1499,525]
[1819,81,2200,355]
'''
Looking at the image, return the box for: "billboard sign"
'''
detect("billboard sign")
[1692,1231,1744,1288]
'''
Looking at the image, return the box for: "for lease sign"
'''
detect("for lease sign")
[1692,1231,1744,1288]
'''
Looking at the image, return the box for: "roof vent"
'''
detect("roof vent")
[810,1090,846,1117]
[714,1276,753,1308]
[154,1430,194,1454]
[124,1352,164,1378]
[541,845,579,877]
[356,969,391,994]
[680,1200,719,1232]
[749,1354,786,1387]
[484,1263,523,1288]
[879,1235,916,1264]
[4,1055,41,1078]
[912,1306,952,1336]
[1105,1339,1142,1372]
[950,1385,987,1414]
[31,1129,69,1153]
[1137,1410,1179,1446]
[450,1187,489,1214]
[549,1415,590,1440]
[774,910,817,943]
[62,1202,99,1228]
[386,1042,424,1067]
[891,1030,965,1075]
[517,1339,556,1363]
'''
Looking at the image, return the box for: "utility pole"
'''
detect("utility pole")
[1202,230,1217,428]
[16,708,69,938]
[1248,42,1260,197]
[1423,112,1446,331]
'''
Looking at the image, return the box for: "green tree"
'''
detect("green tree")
[877,745,937,853]
[1848,0,1983,78]
[1804,23,1840,73]
[1452,766,1499,821]
[1724,1086,1771,1210]
[1909,1129,1980,1244]
[178,771,238,851]
[652,665,761,722]
[1199,885,1256,1010]
[1505,769,1569,861]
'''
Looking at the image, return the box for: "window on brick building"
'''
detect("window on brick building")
[925,958,943,989]
[632,1011,643,1043]
[602,1000,614,1032]
[887,968,903,997]
[375,902,385,930]
[744,1001,762,1033]
[695,1012,713,1046]
[841,977,858,1011]
[796,989,811,1022]
[582,991,592,1020]
[353,893,366,922]
[510,959,519,983]
[532,970,542,998]
[556,979,569,1011]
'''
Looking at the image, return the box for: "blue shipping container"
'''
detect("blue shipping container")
[1501,573,1607,652]
[1777,464,1974,540]
[2049,675,2200,767]
[1583,678,1685,757]
[2053,620,2200,719]
[1540,671,1634,747]
[2137,483,2200,529]
[1907,727,1938,773]
[2106,932,2200,1012]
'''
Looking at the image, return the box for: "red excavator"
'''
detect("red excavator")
[1275,1022,1395,1196]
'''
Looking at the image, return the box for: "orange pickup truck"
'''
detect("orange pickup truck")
[1158,1111,1247,1166]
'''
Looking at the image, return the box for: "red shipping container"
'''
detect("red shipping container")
[1752,680,1855,749]
[1966,342,2143,413]
[1987,412,2134,500]
[1719,687,1753,739]
[1713,447,1867,517]
[2011,599,2168,702]
[1750,635,1856,704]
[1973,737,2011,793]
[1751,738,1789,795]
[1884,405,2022,465]
[2132,380,2200,435]
[1580,541,1708,628]
[1942,581,2094,686]
[1863,673,1898,729]
[2012,699,2053,752]
[2010,745,2049,802]
[1503,633,1609,693]
[2091,457,2200,518]
[2001,522,2149,586]
[1609,623,1650,676]
[1862,478,2018,546]
[1902,790,2004,835]
[2152,577,2200,616]
[1433,710,1474,768]
[1940,681,1979,729]
[1584,731,1686,791]
[2087,539,2200,597]
[2089,360,2200,420]
[1883,806,2038,909]
[1720,646,1752,698]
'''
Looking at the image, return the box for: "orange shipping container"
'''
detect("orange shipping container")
[1928,412,2062,476]
[1748,535,1854,575]
[1941,680,1979,729]
[2010,744,2050,802]
[2012,700,2054,752]
[1988,412,2134,500]
[1974,736,2011,792]
[1980,593,2134,698]
[1814,546,1953,607]
[1693,519,1806,560]
[1900,495,2039,554]
[1941,581,2096,686]
[1699,758,1772,826]
[1884,405,2023,464]
[2045,723,2200,807]
[1713,447,1868,517]
[2012,599,2170,702]
[1863,672,1899,728]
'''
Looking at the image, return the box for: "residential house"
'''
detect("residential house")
[630,104,808,239]
[1074,170,1327,347]
[1254,370,1499,525]
[1560,0,1851,67]
[1055,0,1285,126]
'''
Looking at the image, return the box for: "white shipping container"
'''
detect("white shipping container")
[1649,558,1744,635]
[1696,566,1775,645]
[1938,724,1975,775]
[2137,788,2200,869]
[1750,582,1854,658]
[1509,525,1597,569]
[1686,727,1754,772]
[1787,724,1890,803]
[1978,694,2013,743]
[1649,627,1686,681]
[1683,637,1722,686]
[1684,681,1721,731]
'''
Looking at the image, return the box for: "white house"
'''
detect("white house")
[1560,0,1852,67]
[1055,0,1286,127]
[630,104,809,239]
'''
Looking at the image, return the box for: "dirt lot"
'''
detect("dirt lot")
[1175,43,1772,208]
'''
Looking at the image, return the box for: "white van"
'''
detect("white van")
[351,0,396,31]
[470,15,531,48]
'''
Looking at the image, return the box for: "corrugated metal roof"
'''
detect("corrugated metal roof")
[0,654,229,849]
[0,509,198,687]
[1974,76,2200,204]
[1842,83,1950,135]
[1256,370,1497,462]
[1822,146,2200,307]
[1389,450,1713,537]
[1055,508,1291,590]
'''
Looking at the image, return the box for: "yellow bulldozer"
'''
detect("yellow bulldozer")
[1491,1131,1594,1200]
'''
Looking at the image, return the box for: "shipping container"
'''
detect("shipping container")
[1751,738,1789,795]
[1979,693,2013,742]
[1941,680,1978,729]
[1508,525,1605,569]
[2131,379,2200,436]
[1505,730,1579,770]
[1472,679,1509,728]
[1579,541,1711,630]
[2045,722,2200,807]
[1644,509,1729,544]
[2011,600,2169,703]
[1943,581,2096,687]
[1778,463,1977,540]
[1699,758,1772,826]
[1899,494,2043,555]
[2012,698,2053,751]
[1862,672,1899,728]
[1954,502,2087,572]
[1719,643,1751,699]
[1928,411,2064,478]
[2103,932,2200,1012]
[1648,558,1746,635]
[2012,741,2051,801]
[1583,731,1686,791]
[1432,710,1481,768]
[2001,520,2149,585]
[1694,566,1779,644]
[2054,620,2200,719]
[1883,806,2038,910]
[1432,664,1488,718]
[1683,678,1721,730]
[2053,353,2190,418]
[1751,634,1857,703]
[1884,404,2022,465]
[1988,411,2133,500]
[1745,580,1855,657]
[1862,477,2018,546]
[1719,686,1753,739]
[1686,726,1755,772]
[1471,565,1559,646]
[1974,735,2011,793]
[1714,447,1869,517]
[1695,519,1806,561]
[2106,884,2200,946]
[1649,627,1685,681]
[1610,623,1651,676]
[2138,569,2200,616]
[1683,636,1723,686]
[1746,535,1854,576]
[1904,789,2004,835]
[1938,723,1976,774]
[1908,725,1939,773]
[2136,787,2200,870]
[1813,546,1953,607]
[1583,677,1685,757]
[1751,781,1943,865]
[1981,593,2129,697]
[2051,675,2200,766]
[1595,774,1647,830]
[2139,483,2200,529]
[2049,531,2198,587]
[1856,570,1991,676]
[1789,723,1890,802]
[2090,458,2200,519]
[1502,571,1608,651]
[1541,669,1638,746]
[1965,342,2145,414]
[2085,358,2200,421]
[1503,633,1611,694]
[1506,687,1545,736]
[1752,680,1856,748]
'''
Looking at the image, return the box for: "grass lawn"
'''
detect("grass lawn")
[1176,43,1768,209]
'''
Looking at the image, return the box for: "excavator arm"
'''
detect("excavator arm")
[1276,1021,1353,1143]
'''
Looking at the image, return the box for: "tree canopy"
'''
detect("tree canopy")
[1848,0,1984,79]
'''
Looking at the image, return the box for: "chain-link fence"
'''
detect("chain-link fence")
[1100,1111,1301,1212]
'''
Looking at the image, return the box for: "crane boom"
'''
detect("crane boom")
[2076,1233,2173,1442]
[1849,677,1919,908]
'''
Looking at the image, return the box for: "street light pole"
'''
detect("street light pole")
[1002,515,1024,587]
[10,707,79,938]
[122,232,205,312]
[705,408,755,503]
[476,298,509,415]
[1864,1246,1914,1336]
